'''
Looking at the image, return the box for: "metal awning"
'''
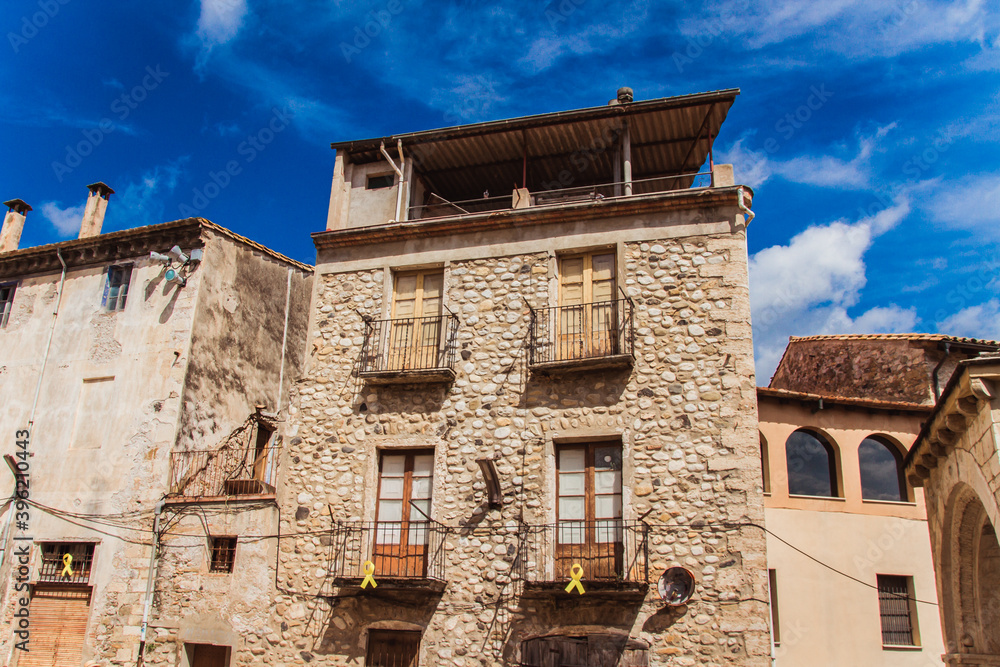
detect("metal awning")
[332,89,739,202]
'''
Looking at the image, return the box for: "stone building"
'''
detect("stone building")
[759,334,998,666]
[906,354,1000,666]
[268,88,770,666]
[0,186,312,665]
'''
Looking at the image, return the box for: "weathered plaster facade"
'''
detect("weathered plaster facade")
[907,357,1000,667]
[0,216,312,665]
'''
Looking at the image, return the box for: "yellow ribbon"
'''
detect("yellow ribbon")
[61,553,75,578]
[361,560,377,589]
[565,563,585,595]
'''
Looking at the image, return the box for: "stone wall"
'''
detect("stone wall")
[263,232,768,666]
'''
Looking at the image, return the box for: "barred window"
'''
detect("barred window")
[38,543,95,584]
[0,283,14,327]
[102,264,132,311]
[209,537,237,573]
[366,629,420,666]
[877,574,918,646]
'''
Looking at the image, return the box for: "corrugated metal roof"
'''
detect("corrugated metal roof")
[337,89,739,204]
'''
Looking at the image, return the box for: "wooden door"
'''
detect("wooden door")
[558,253,616,359]
[374,451,433,577]
[190,644,230,667]
[389,271,443,370]
[19,585,91,667]
[366,629,421,666]
[556,443,623,579]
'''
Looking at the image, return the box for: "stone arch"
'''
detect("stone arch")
[941,483,1000,655]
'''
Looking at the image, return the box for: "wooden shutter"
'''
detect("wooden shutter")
[19,585,91,667]
[190,644,230,667]
[366,629,420,666]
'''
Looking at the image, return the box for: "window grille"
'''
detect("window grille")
[210,537,237,573]
[38,543,95,584]
[0,283,14,327]
[877,574,916,646]
[366,629,420,666]
[102,265,132,311]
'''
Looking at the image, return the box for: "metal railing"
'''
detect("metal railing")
[516,520,649,584]
[167,446,280,498]
[409,172,714,221]
[528,294,634,366]
[330,520,447,582]
[38,543,94,584]
[359,311,460,375]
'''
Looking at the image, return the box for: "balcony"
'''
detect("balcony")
[516,520,649,598]
[528,295,635,374]
[330,520,447,594]
[166,446,279,500]
[358,311,459,384]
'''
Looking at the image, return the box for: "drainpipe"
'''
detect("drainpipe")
[931,342,951,401]
[379,141,405,222]
[737,187,755,226]
[137,500,165,666]
[622,121,633,196]
[275,268,292,414]
[28,249,67,425]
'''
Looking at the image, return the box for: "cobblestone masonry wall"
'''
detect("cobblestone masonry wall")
[260,233,767,666]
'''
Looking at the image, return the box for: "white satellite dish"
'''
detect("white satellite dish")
[657,566,695,606]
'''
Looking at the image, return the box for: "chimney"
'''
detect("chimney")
[79,182,114,239]
[0,199,31,252]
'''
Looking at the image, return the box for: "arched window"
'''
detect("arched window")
[785,429,838,497]
[859,436,907,502]
[760,433,771,494]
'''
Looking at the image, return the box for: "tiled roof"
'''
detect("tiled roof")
[756,387,933,412]
[788,333,1000,347]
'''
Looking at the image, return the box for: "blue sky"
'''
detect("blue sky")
[3,0,998,380]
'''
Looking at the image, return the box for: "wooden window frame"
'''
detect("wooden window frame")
[366,628,421,666]
[102,264,133,312]
[556,251,619,360]
[387,269,445,370]
[0,282,15,328]
[374,449,434,577]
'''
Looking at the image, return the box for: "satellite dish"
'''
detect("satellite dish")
[657,566,695,606]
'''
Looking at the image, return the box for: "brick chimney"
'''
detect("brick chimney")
[0,199,32,252]
[79,182,114,239]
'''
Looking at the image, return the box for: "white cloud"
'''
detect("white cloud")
[105,159,188,230]
[937,298,1000,341]
[719,133,878,190]
[194,0,249,70]
[40,202,86,237]
[750,198,917,381]
[926,172,1000,238]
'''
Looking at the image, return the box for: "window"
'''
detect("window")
[388,270,443,370]
[102,264,132,311]
[768,569,780,645]
[760,433,771,494]
[556,442,622,578]
[367,174,395,190]
[366,629,420,666]
[71,377,115,450]
[557,251,617,359]
[185,643,231,667]
[38,542,95,584]
[877,574,918,647]
[859,436,908,502]
[375,450,433,577]
[785,429,839,497]
[0,282,14,327]
[209,537,237,573]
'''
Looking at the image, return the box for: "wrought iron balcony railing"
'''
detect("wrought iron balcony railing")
[527,294,635,370]
[330,520,447,584]
[358,311,460,382]
[167,446,279,499]
[516,520,649,587]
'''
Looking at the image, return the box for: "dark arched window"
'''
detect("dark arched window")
[785,429,838,497]
[859,436,907,502]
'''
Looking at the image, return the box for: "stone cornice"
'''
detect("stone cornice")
[312,187,749,251]
[906,359,1000,487]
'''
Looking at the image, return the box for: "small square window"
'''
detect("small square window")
[366,174,395,190]
[38,543,95,584]
[209,537,237,573]
[0,283,15,328]
[102,265,132,311]
[877,574,919,647]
